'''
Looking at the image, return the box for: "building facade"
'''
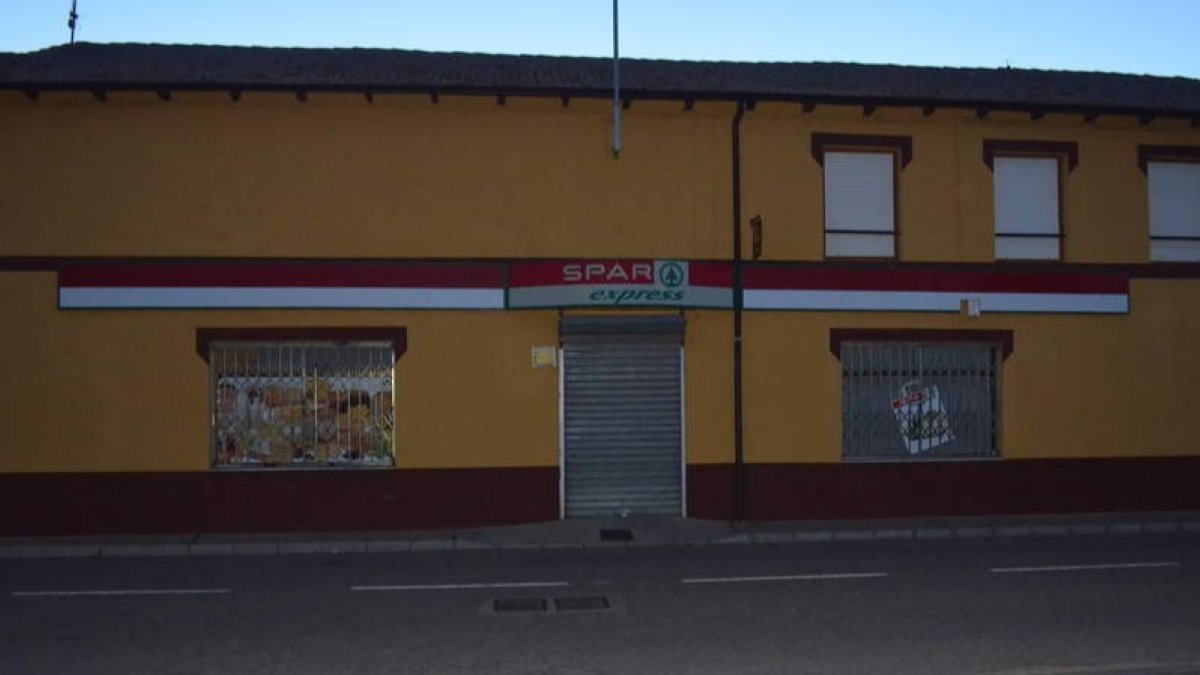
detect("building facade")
[1,44,1199,535]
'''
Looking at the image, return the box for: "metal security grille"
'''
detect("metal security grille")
[210,343,394,468]
[561,317,684,518]
[841,342,998,460]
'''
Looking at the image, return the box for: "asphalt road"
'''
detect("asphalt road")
[3,534,1200,674]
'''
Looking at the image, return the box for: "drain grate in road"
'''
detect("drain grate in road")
[490,595,612,614]
[599,528,634,542]
[554,595,610,612]
[493,597,548,613]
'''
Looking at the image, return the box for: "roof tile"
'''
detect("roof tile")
[1,42,1198,116]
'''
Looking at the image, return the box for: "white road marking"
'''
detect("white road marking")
[990,561,1180,574]
[681,572,889,585]
[12,588,232,598]
[986,660,1200,674]
[351,581,571,592]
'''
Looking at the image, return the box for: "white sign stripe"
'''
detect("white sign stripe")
[990,561,1179,574]
[745,290,960,312]
[743,289,1127,314]
[351,581,571,592]
[13,588,232,597]
[59,287,505,309]
[681,572,889,585]
[976,292,1128,314]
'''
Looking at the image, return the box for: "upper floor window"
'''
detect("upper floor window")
[1139,145,1200,262]
[812,133,912,259]
[984,140,1078,261]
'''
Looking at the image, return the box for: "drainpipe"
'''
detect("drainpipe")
[611,0,621,158]
[731,100,746,523]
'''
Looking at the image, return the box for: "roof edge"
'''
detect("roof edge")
[4,81,1198,120]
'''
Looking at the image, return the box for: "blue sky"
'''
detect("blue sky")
[2,1,1198,78]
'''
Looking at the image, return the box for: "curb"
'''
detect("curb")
[2,517,1199,560]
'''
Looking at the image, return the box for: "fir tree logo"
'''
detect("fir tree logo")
[658,262,685,288]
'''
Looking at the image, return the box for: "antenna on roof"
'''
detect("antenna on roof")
[68,0,79,44]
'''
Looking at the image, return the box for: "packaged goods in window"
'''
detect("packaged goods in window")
[891,380,954,454]
[211,346,395,468]
[307,379,330,409]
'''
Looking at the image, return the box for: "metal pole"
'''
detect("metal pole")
[68,1,79,44]
[732,101,746,523]
[612,0,621,158]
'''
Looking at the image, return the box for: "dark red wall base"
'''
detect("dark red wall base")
[4,457,1200,536]
[0,467,559,537]
[689,457,1200,521]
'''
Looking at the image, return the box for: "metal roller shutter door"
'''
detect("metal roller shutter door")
[561,317,684,518]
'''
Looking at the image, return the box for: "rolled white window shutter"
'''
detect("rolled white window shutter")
[1149,162,1200,262]
[993,156,1060,260]
[824,151,895,257]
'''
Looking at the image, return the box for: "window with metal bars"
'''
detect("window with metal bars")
[840,342,999,460]
[209,342,395,469]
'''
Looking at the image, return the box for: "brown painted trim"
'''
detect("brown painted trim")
[742,259,1200,279]
[829,328,1014,359]
[195,327,408,363]
[0,257,67,271]
[1137,144,1200,172]
[5,256,1200,280]
[9,458,1196,535]
[689,457,1200,521]
[811,132,914,168]
[0,467,558,536]
[10,82,1196,124]
[983,139,1079,171]
[0,256,511,271]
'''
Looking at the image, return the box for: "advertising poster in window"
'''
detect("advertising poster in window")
[212,345,395,468]
[891,380,954,455]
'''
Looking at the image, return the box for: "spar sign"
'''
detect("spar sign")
[507,260,731,308]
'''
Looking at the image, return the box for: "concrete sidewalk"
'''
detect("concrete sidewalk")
[3,511,1200,559]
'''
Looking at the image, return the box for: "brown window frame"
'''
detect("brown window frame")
[812,133,913,261]
[196,327,408,363]
[1137,145,1200,261]
[983,139,1078,262]
[829,328,1015,360]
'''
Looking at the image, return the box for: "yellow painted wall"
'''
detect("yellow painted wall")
[740,104,1197,263]
[2,94,1195,264]
[2,269,1199,471]
[0,92,732,260]
[0,272,559,472]
[684,311,734,465]
[743,279,1200,463]
[2,93,1200,473]
[0,270,736,473]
